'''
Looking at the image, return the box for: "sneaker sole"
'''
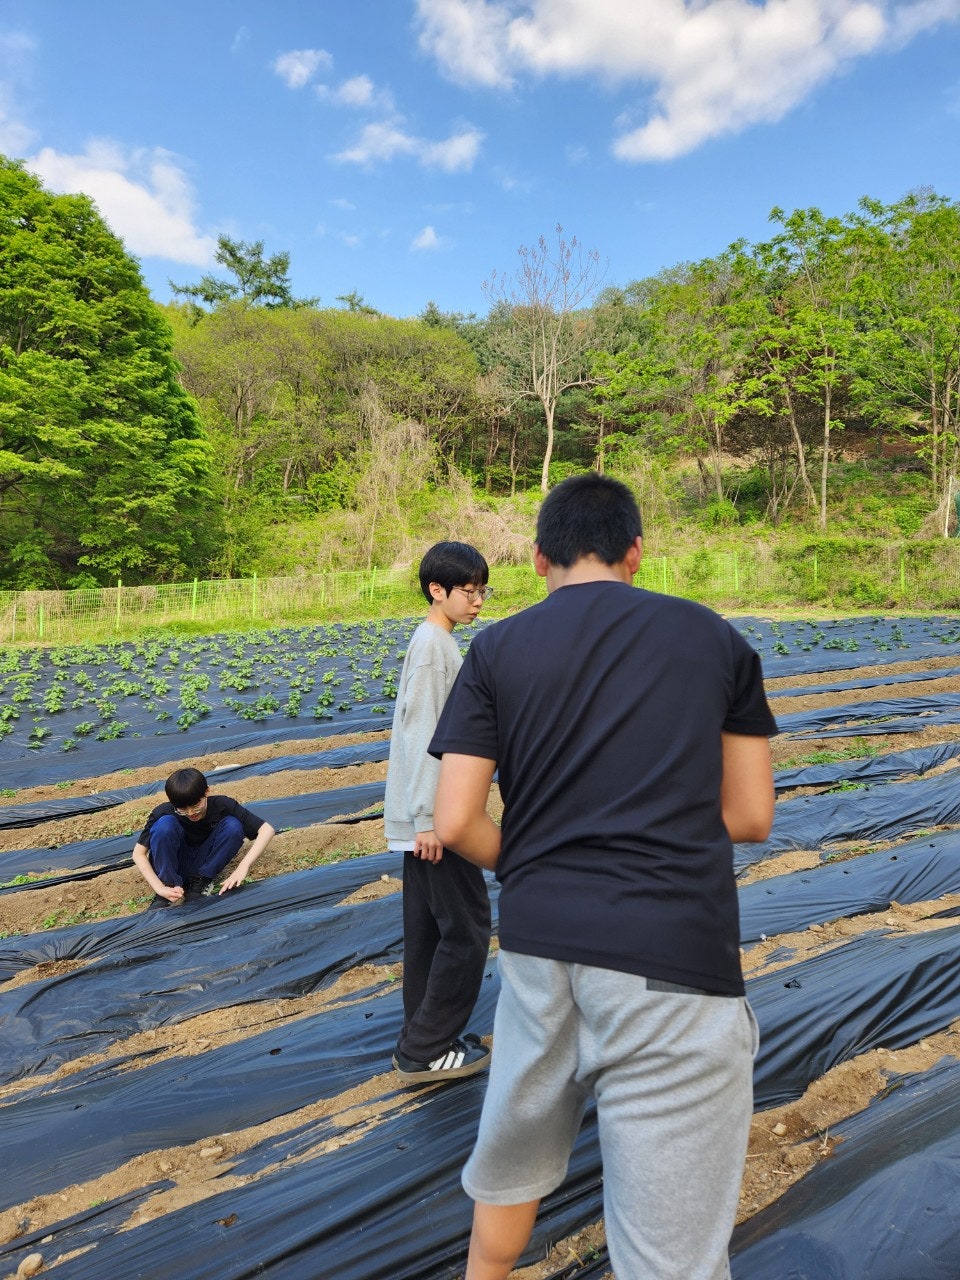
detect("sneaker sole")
[392,1048,490,1086]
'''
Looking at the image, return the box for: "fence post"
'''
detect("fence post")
[251,573,258,617]
[661,557,668,593]
[733,551,740,595]
[191,578,199,620]
[369,568,377,602]
[899,551,906,597]
[115,580,122,631]
[38,602,44,641]
[813,554,818,588]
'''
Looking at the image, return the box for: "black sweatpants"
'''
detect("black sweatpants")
[397,849,492,1063]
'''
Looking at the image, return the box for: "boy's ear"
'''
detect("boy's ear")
[533,544,549,579]
[428,581,446,602]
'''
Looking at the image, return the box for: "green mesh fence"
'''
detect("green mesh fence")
[2,543,960,646]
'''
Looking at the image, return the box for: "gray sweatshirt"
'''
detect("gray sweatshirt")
[384,620,463,845]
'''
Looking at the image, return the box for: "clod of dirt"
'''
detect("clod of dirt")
[16,1255,44,1278]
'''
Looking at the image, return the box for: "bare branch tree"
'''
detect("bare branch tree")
[484,225,604,491]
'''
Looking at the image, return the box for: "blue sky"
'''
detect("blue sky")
[3,0,960,318]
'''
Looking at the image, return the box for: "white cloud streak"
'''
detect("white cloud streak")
[334,121,483,170]
[315,73,396,111]
[412,225,441,250]
[415,0,960,159]
[28,141,217,264]
[273,48,333,89]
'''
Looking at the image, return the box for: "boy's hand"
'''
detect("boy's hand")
[219,867,248,894]
[413,830,444,863]
[158,884,185,903]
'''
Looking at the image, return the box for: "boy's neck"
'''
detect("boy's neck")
[426,602,456,633]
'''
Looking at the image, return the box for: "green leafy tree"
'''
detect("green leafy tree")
[0,156,217,587]
[170,234,315,314]
[592,257,748,499]
[849,192,960,509]
[748,207,860,527]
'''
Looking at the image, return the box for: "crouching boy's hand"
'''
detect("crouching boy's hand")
[219,821,276,895]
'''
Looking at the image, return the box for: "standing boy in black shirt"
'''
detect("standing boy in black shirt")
[132,767,275,904]
[431,473,777,1280]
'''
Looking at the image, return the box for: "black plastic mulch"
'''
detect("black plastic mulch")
[773,740,960,794]
[731,1055,960,1279]
[771,664,960,698]
[0,714,388,789]
[734,772,960,873]
[17,922,960,1279]
[739,830,960,944]
[751,924,960,1109]
[776,690,960,736]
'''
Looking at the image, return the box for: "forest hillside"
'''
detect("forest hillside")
[2,155,959,591]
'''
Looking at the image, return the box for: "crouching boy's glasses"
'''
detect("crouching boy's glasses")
[454,586,494,603]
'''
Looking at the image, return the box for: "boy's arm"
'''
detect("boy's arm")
[433,754,500,871]
[720,732,775,843]
[132,842,184,903]
[219,822,276,894]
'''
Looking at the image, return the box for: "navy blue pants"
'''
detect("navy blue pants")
[398,849,492,1062]
[148,814,245,888]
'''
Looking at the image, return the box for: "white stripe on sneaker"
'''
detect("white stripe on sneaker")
[429,1047,466,1071]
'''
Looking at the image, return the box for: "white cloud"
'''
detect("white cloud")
[412,225,442,250]
[422,127,484,170]
[415,0,960,159]
[329,197,357,210]
[334,121,419,164]
[416,0,517,88]
[27,141,216,264]
[315,74,396,112]
[335,74,376,106]
[333,120,483,171]
[273,48,332,89]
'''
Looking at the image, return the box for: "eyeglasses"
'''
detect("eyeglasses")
[174,800,207,817]
[453,586,494,603]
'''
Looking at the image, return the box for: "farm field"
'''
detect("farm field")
[3,615,960,1277]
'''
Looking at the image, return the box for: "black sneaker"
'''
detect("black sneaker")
[392,1037,491,1086]
[184,875,213,897]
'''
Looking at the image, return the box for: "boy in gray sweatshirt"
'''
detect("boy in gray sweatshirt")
[385,542,493,1085]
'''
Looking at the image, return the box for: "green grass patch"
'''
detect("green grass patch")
[40,896,151,930]
[778,741,882,770]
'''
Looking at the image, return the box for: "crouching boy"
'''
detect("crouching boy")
[132,767,275,905]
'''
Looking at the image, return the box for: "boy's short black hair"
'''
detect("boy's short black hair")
[418,541,489,603]
[536,473,643,568]
[165,767,208,808]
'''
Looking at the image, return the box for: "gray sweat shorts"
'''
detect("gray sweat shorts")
[462,950,759,1280]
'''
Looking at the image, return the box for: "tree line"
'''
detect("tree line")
[2,152,958,589]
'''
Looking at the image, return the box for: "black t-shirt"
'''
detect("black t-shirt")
[429,581,777,994]
[139,795,265,849]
